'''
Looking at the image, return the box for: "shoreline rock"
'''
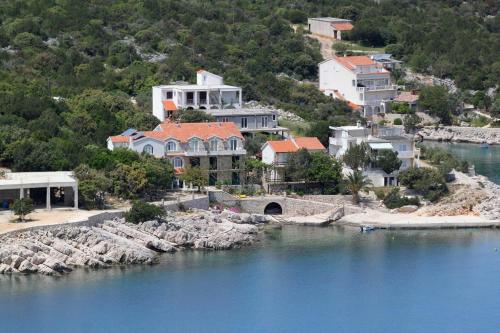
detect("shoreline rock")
[0,211,263,275]
[418,126,500,145]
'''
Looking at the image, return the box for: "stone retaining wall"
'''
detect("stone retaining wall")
[162,196,209,212]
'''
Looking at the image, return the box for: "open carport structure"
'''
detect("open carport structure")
[0,171,78,210]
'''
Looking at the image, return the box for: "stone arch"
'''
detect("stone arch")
[186,107,194,110]
[374,106,380,114]
[264,202,283,215]
[199,106,206,110]
[364,106,373,117]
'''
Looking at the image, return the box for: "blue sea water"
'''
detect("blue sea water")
[1,226,500,333]
[423,141,500,184]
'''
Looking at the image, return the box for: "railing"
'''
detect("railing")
[356,85,397,92]
[186,98,194,104]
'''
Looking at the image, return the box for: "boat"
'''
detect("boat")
[480,143,489,148]
[360,225,375,232]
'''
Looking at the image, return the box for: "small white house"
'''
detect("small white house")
[152,70,243,122]
[261,137,326,182]
[319,55,397,117]
[307,18,353,40]
[329,123,420,187]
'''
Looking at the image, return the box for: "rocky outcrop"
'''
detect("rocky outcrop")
[0,211,260,275]
[418,126,500,145]
[473,175,500,221]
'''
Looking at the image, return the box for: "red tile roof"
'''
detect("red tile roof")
[335,56,376,70]
[395,91,419,103]
[266,137,325,153]
[147,122,243,142]
[331,22,353,31]
[162,100,177,111]
[109,135,129,143]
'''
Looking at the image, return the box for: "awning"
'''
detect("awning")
[162,100,177,111]
[369,142,393,150]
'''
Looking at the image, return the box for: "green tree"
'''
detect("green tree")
[11,198,35,222]
[125,201,165,224]
[110,163,148,199]
[308,152,343,193]
[343,142,372,170]
[74,164,110,209]
[181,167,208,192]
[376,150,402,174]
[172,109,215,123]
[403,113,422,134]
[418,86,454,125]
[345,170,373,205]
[284,148,312,182]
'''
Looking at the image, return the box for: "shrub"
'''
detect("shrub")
[125,201,165,224]
[382,188,420,209]
[11,198,34,222]
[393,118,403,125]
[399,168,448,202]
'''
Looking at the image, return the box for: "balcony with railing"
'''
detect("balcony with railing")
[356,85,397,93]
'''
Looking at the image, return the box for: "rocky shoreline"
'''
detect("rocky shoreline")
[418,126,500,145]
[0,210,267,275]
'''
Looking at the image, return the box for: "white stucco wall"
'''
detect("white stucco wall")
[261,145,275,165]
[197,72,223,85]
[152,87,165,121]
[320,59,360,104]
[131,138,165,158]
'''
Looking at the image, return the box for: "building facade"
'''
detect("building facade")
[261,137,326,182]
[107,122,247,187]
[328,123,419,187]
[205,108,289,136]
[319,56,397,117]
[307,18,353,40]
[152,70,243,121]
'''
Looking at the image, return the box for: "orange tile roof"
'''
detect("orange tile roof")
[162,100,177,111]
[267,140,298,153]
[109,135,129,143]
[331,22,353,31]
[145,122,243,142]
[294,137,326,150]
[335,56,376,70]
[266,137,325,153]
[348,101,362,110]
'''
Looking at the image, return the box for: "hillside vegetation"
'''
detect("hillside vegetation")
[0,0,498,172]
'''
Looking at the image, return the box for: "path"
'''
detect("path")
[337,208,500,229]
[0,209,107,235]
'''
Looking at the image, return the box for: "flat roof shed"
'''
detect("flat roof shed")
[0,171,78,210]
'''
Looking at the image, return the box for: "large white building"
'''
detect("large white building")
[307,18,353,40]
[152,70,242,121]
[319,56,397,117]
[329,123,419,187]
[107,121,247,187]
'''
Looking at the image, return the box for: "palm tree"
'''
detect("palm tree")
[345,170,373,205]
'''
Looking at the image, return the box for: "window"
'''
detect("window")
[261,116,268,128]
[272,114,276,121]
[222,117,229,123]
[359,93,364,100]
[209,157,217,170]
[232,156,240,169]
[172,157,183,168]
[166,91,173,99]
[241,117,248,128]
[232,172,240,185]
[143,144,153,155]
[352,80,355,87]
[189,139,200,151]
[166,141,177,151]
[229,138,238,151]
[209,139,219,151]
[190,157,200,167]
